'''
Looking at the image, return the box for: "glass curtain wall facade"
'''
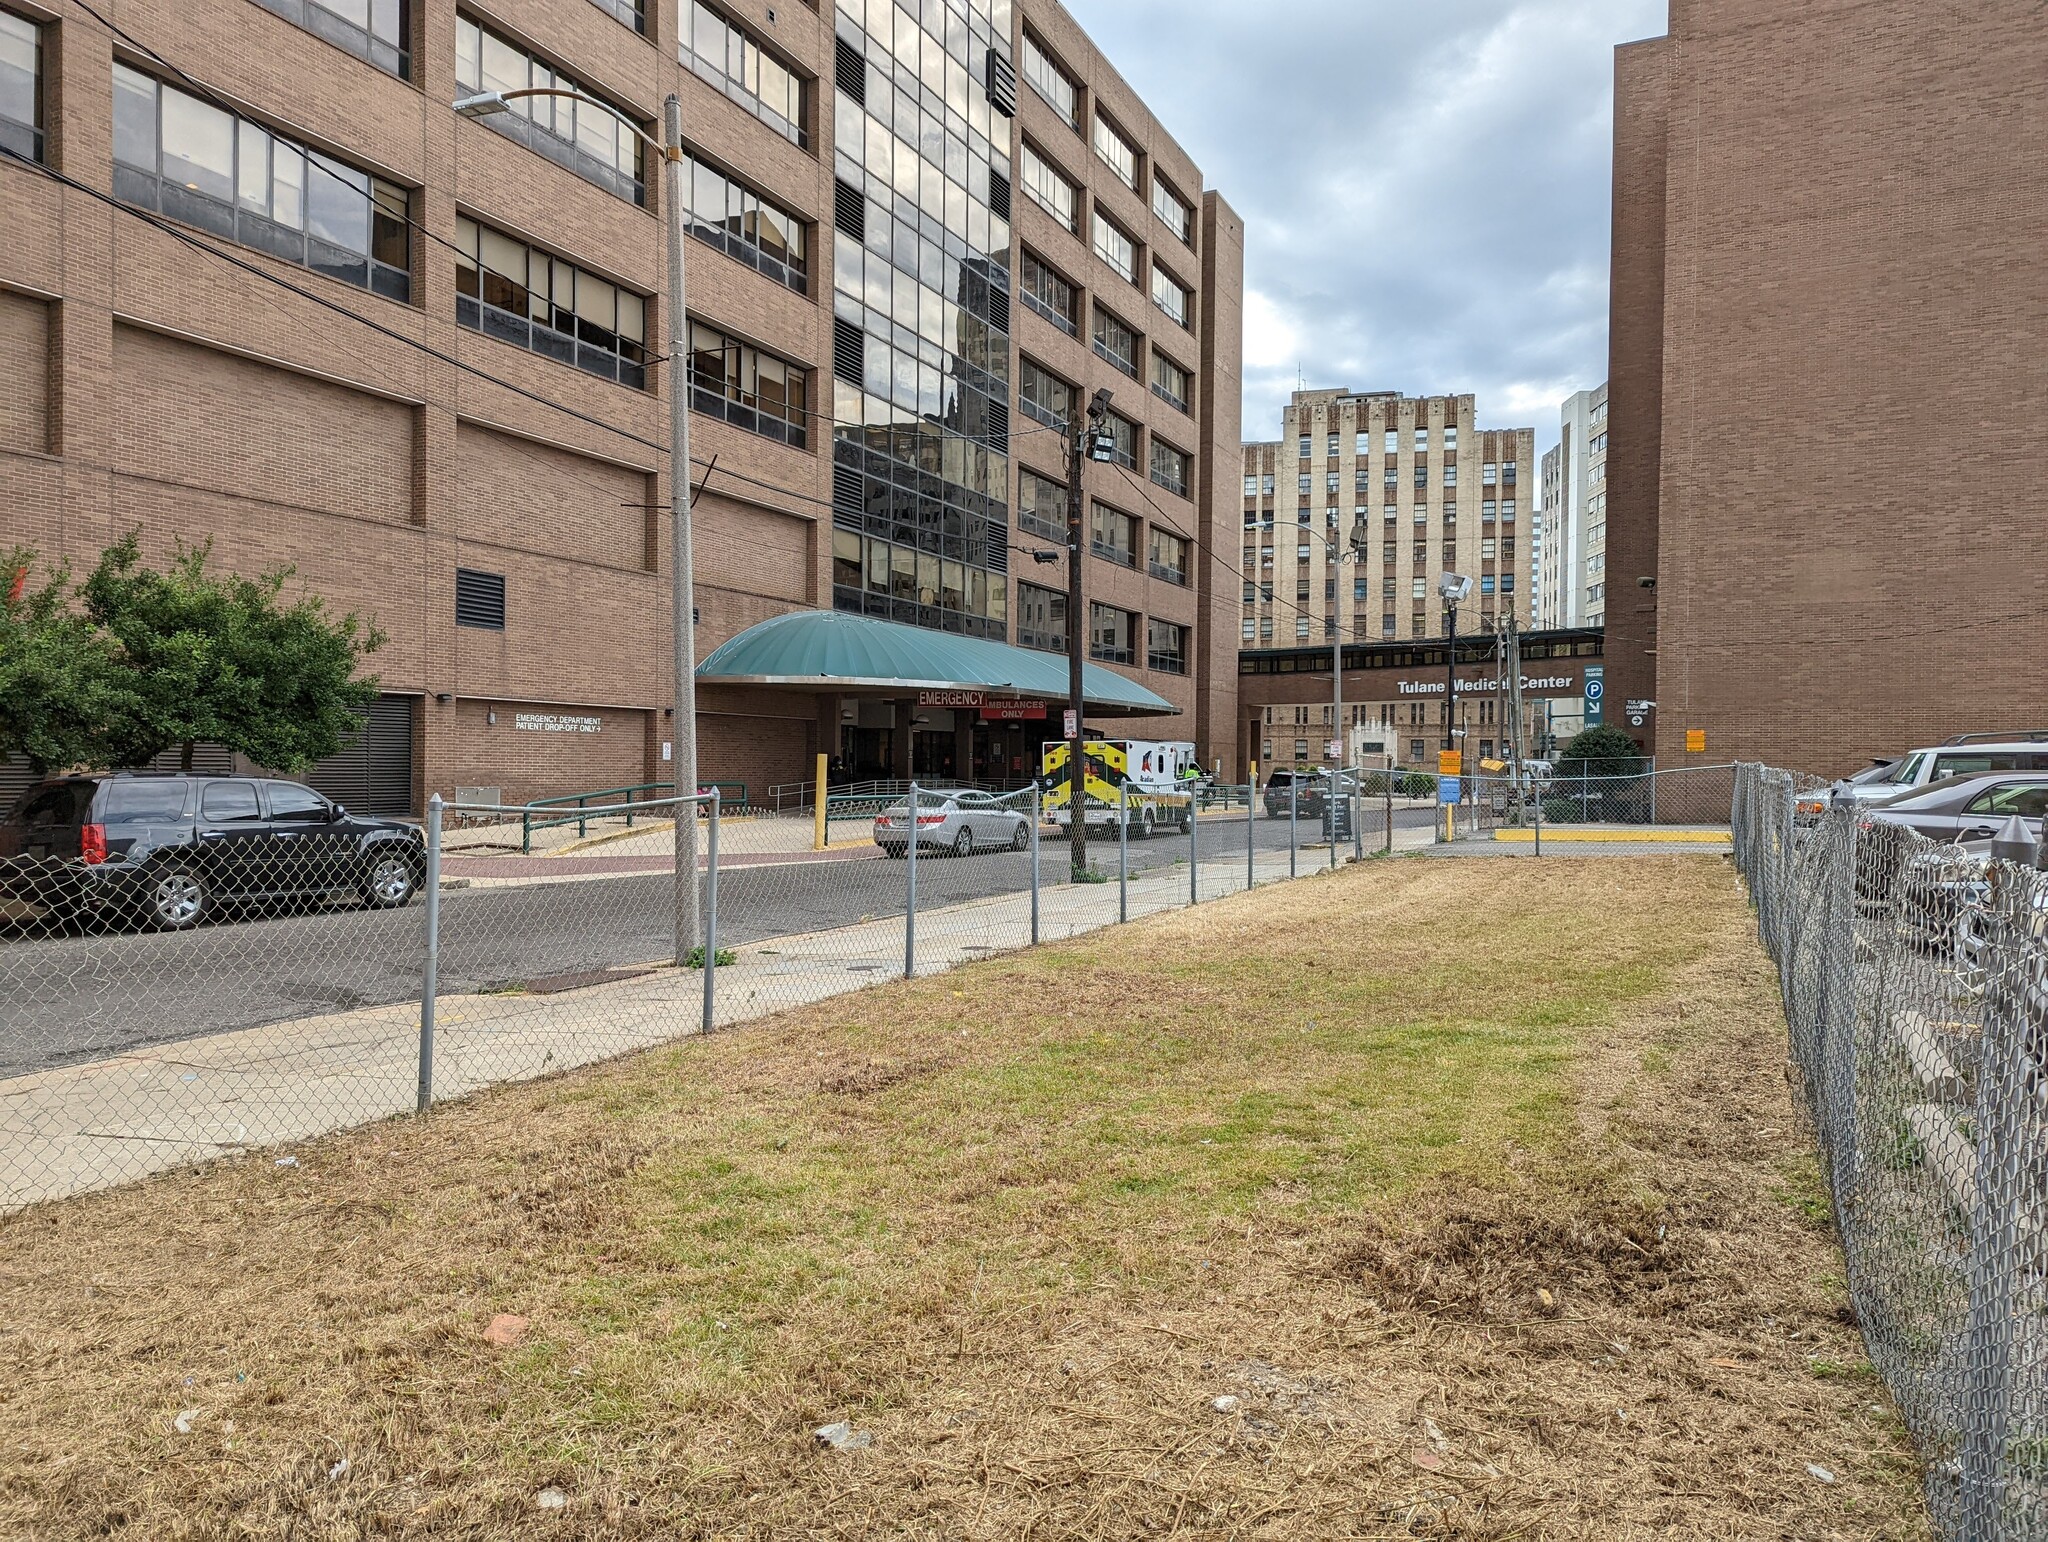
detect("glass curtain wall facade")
[829,0,1016,640]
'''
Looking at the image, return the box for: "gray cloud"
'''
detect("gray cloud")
[1061,0,1667,451]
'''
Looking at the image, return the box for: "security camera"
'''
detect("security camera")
[1637,576,1657,589]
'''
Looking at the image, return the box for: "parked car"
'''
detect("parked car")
[1861,773,2048,844]
[1832,741,2048,809]
[0,774,425,931]
[1263,770,1330,819]
[872,789,1032,857]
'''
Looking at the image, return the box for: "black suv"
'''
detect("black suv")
[1263,771,1330,819]
[0,775,424,931]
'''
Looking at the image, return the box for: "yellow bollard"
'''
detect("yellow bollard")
[813,750,828,851]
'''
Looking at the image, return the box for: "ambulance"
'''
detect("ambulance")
[1040,739,1201,837]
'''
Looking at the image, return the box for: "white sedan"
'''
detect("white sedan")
[873,790,1033,857]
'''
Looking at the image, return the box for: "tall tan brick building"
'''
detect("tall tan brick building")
[1241,389,1534,651]
[0,0,1240,812]
[1606,0,2048,774]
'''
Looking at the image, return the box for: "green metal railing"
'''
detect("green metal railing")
[520,781,746,852]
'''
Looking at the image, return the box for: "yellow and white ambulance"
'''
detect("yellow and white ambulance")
[1040,739,1201,837]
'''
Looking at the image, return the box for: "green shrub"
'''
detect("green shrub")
[1542,797,1581,826]
[1555,724,1646,780]
[1400,771,1437,800]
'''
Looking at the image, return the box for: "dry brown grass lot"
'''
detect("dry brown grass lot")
[0,858,1926,1540]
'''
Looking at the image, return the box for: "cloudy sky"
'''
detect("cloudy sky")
[1064,0,1667,453]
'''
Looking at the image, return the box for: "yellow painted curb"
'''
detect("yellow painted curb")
[1490,828,1730,844]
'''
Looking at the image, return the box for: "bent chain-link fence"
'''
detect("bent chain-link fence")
[0,776,1421,1211]
[1734,763,2048,1540]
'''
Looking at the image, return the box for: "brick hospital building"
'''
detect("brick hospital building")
[0,0,1241,812]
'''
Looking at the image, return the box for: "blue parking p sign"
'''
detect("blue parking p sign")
[1584,665,1606,727]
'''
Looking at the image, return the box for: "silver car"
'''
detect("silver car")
[1863,773,2048,844]
[872,789,1033,858]
[1834,741,2048,809]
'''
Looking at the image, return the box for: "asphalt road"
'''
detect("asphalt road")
[1,809,1438,1077]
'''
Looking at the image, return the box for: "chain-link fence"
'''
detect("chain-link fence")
[0,776,1431,1211]
[1733,763,2048,1540]
[1454,761,1739,836]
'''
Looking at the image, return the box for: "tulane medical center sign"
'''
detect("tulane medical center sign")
[1396,674,1577,696]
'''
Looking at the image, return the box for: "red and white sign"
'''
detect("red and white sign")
[980,701,1047,721]
[1063,709,1079,739]
[918,689,986,708]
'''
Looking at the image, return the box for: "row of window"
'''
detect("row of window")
[1018,249,1192,417]
[1015,474,1188,591]
[833,529,1008,629]
[1016,361,1192,499]
[1,10,40,162]
[1245,501,1523,530]
[252,0,413,80]
[1018,139,1194,333]
[1241,633,1601,674]
[683,0,805,148]
[1020,30,1195,250]
[454,217,647,387]
[106,56,817,425]
[685,151,809,293]
[112,64,412,301]
[1272,462,1518,496]
[1013,585,1188,675]
[1301,427,1460,458]
[1245,605,1525,646]
[456,16,645,206]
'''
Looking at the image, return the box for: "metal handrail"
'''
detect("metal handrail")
[471,780,749,852]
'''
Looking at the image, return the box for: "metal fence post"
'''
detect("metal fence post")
[1289,782,1299,878]
[702,788,719,1034]
[1327,777,1338,872]
[1118,783,1129,923]
[1188,789,1199,907]
[1649,756,1659,826]
[1534,777,1543,857]
[417,793,443,1114]
[1245,783,1255,890]
[1958,865,2029,1538]
[1030,784,1041,945]
[904,782,918,979]
[1352,780,1364,864]
[1384,773,1394,856]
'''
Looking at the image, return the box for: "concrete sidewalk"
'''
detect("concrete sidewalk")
[0,821,1438,1210]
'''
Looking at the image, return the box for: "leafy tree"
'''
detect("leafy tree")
[1554,724,1647,780]
[0,549,142,772]
[78,534,386,774]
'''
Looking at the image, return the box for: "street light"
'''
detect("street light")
[1297,514,1371,865]
[455,87,700,963]
[1438,571,1472,754]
